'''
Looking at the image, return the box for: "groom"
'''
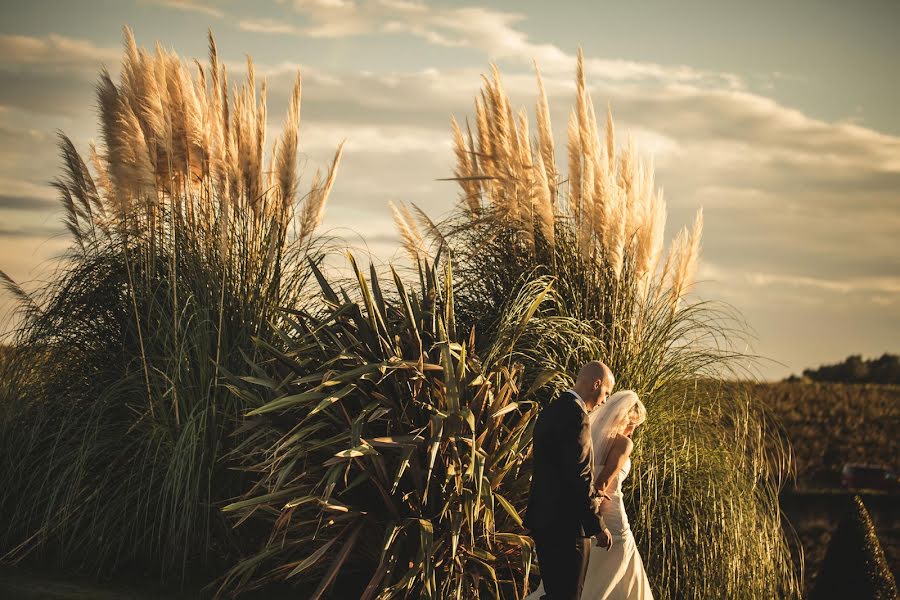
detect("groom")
[524,361,615,600]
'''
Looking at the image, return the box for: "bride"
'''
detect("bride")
[527,390,654,600]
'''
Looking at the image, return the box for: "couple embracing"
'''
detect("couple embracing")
[524,361,653,600]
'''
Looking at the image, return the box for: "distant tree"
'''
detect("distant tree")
[789,353,900,384]
[811,496,897,600]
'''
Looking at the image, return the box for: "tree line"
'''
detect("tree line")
[786,353,900,385]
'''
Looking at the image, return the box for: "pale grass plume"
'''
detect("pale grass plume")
[575,48,591,164]
[410,203,447,250]
[450,116,480,213]
[619,138,641,245]
[635,183,667,282]
[572,47,594,232]
[532,146,554,245]
[276,73,301,210]
[85,142,109,218]
[474,93,492,184]
[299,140,345,245]
[533,61,557,202]
[566,109,582,221]
[443,53,699,294]
[30,25,348,292]
[515,108,534,244]
[78,27,341,245]
[390,200,427,263]
[665,208,704,305]
[603,186,628,278]
[605,103,616,175]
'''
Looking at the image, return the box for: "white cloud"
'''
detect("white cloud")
[239,18,304,35]
[744,273,900,295]
[145,0,225,19]
[243,1,745,88]
[0,33,119,68]
[302,123,451,155]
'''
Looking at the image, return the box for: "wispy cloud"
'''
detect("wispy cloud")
[240,1,744,88]
[0,33,119,68]
[0,194,58,212]
[239,18,303,35]
[144,0,225,19]
[0,224,64,239]
[744,272,900,295]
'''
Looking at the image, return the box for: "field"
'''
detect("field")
[756,382,900,596]
[757,382,899,489]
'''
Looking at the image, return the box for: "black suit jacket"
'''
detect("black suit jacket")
[524,390,604,538]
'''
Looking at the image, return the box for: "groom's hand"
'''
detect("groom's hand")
[594,528,613,551]
[594,489,611,504]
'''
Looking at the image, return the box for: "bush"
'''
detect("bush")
[812,496,897,600]
[217,255,551,598]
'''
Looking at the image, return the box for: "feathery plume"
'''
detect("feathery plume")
[666,208,703,304]
[605,103,616,176]
[390,200,426,263]
[451,116,480,213]
[445,52,702,294]
[533,61,557,202]
[533,148,555,245]
[566,110,582,222]
[276,73,301,209]
[474,93,492,181]
[300,140,345,244]
[410,203,447,250]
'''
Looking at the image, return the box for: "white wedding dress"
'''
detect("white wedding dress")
[526,457,654,600]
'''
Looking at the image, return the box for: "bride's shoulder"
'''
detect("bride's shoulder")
[613,433,634,455]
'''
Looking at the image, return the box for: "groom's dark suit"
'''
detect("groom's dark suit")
[524,390,604,600]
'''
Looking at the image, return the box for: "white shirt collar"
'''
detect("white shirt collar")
[567,388,589,414]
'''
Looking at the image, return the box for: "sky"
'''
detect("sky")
[0,0,898,380]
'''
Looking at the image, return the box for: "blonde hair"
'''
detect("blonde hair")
[589,390,646,471]
[625,399,647,431]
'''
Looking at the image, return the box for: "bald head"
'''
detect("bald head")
[573,361,615,410]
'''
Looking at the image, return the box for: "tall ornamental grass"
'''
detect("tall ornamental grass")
[0,28,343,579]
[390,49,800,598]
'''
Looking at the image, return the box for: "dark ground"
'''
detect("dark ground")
[781,491,898,598]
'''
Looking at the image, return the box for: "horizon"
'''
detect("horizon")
[1,0,898,381]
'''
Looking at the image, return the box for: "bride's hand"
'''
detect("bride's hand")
[595,489,611,503]
[594,528,613,551]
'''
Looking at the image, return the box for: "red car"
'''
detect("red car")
[840,463,898,492]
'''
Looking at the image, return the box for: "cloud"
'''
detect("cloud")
[144,0,225,19]
[0,224,64,239]
[242,1,743,88]
[0,33,119,68]
[239,18,304,35]
[302,123,452,155]
[0,194,57,212]
[0,34,120,116]
[744,272,900,295]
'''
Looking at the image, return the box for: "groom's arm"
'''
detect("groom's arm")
[560,405,604,537]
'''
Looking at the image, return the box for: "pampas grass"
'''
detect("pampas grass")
[0,27,343,581]
[404,51,800,599]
